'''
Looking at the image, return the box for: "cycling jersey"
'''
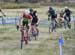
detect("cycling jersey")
[48,9,57,20]
[22,12,32,29]
[64,9,71,16]
[64,9,71,22]
[23,13,32,19]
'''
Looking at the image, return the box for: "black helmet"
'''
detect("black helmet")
[49,6,53,10]
[34,9,37,13]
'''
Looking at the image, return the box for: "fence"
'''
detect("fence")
[0,17,20,25]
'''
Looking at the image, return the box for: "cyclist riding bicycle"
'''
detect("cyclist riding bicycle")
[29,8,39,25]
[48,7,57,20]
[63,6,72,29]
[63,6,72,23]
[19,9,32,31]
[48,7,57,28]
[32,10,38,25]
[29,9,39,36]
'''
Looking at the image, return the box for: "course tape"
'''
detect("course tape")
[0,16,75,25]
[0,17,20,25]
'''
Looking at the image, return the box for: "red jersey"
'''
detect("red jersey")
[22,13,32,19]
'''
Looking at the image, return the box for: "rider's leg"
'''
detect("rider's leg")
[55,19,57,28]
[48,14,50,21]
[51,20,54,32]
[25,21,29,33]
[67,16,71,29]
[64,16,67,29]
[68,16,71,22]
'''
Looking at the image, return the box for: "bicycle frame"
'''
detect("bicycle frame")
[20,28,28,49]
[29,24,39,40]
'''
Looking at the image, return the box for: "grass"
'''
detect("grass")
[0,2,75,9]
[0,23,75,55]
[2,5,75,19]
[0,3,41,9]
[0,23,59,55]
[0,6,75,55]
[62,29,75,55]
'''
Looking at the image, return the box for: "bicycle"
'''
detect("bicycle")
[57,17,64,28]
[29,24,39,40]
[20,25,29,49]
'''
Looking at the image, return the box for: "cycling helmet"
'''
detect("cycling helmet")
[34,9,37,13]
[29,8,33,12]
[49,6,53,10]
[65,6,69,9]
[24,9,30,15]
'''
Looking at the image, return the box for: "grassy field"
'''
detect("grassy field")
[0,6,75,55]
[0,22,75,55]
[0,25,58,55]
[2,6,75,19]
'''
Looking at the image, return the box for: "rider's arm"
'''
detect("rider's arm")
[18,12,25,26]
[19,17,22,26]
[48,10,51,21]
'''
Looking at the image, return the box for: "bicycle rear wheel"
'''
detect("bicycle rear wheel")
[68,22,71,29]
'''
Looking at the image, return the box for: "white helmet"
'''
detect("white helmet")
[65,6,69,9]
[24,9,30,15]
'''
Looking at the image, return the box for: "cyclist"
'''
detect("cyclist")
[31,10,38,25]
[63,6,72,29]
[29,8,38,25]
[48,7,57,30]
[48,7,57,21]
[19,9,32,31]
[29,9,39,36]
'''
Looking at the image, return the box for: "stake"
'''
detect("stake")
[58,33,64,55]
